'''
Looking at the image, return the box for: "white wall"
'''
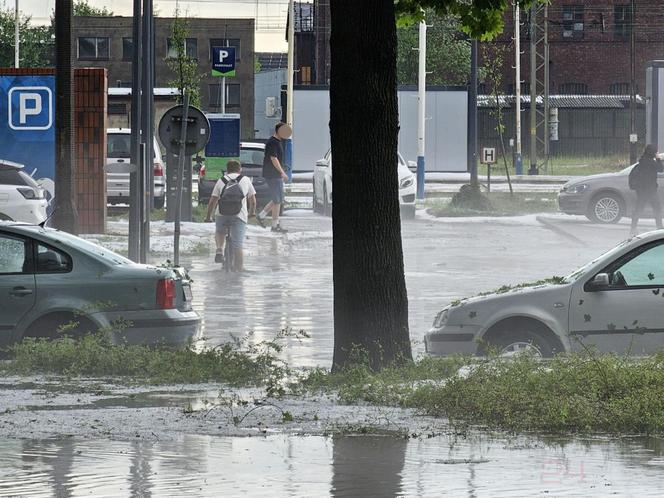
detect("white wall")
[292,87,468,172]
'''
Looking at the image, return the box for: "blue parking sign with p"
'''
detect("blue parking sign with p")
[212,46,236,77]
[0,75,55,179]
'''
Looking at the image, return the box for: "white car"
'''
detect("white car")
[0,160,48,224]
[312,151,417,218]
[425,230,664,357]
[106,129,166,209]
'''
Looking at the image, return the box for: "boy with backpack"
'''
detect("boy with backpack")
[204,160,257,271]
[629,144,664,236]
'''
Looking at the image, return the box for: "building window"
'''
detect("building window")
[167,38,198,59]
[614,5,632,40]
[78,37,109,60]
[210,38,241,61]
[610,82,631,95]
[209,83,241,107]
[122,38,133,61]
[108,103,127,115]
[559,83,588,94]
[562,5,584,39]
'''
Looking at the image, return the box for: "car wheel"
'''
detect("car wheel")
[312,183,322,214]
[23,313,97,341]
[323,185,332,217]
[479,324,555,358]
[588,193,624,224]
[401,205,416,220]
[153,197,165,210]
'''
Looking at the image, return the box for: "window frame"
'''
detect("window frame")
[0,233,32,276]
[208,83,241,108]
[122,37,133,61]
[562,5,585,40]
[588,240,664,291]
[77,36,110,61]
[614,5,632,40]
[33,241,73,275]
[167,37,198,60]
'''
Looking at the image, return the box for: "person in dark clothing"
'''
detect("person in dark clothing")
[257,122,292,233]
[630,144,664,236]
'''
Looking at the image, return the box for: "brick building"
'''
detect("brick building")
[483,0,664,96]
[311,1,664,93]
[72,16,255,138]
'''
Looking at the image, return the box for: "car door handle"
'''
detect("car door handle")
[10,287,33,297]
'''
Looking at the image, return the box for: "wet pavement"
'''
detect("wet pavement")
[187,210,642,367]
[2,433,664,496]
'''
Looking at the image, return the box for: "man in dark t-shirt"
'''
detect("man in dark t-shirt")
[257,122,292,233]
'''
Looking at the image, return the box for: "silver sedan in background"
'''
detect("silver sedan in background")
[558,165,664,224]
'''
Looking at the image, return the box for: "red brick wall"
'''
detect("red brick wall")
[481,0,664,95]
[74,68,107,234]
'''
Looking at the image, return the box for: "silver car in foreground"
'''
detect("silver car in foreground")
[0,223,199,348]
[558,164,664,224]
[425,230,664,357]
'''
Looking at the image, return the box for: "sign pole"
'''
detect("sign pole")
[285,0,295,182]
[416,20,426,200]
[129,0,143,262]
[174,93,191,267]
[14,0,19,68]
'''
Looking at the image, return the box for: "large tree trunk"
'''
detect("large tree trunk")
[330,0,412,371]
[53,0,79,234]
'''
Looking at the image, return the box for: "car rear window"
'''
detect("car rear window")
[0,168,27,186]
[240,148,265,166]
[108,134,132,159]
[41,230,134,266]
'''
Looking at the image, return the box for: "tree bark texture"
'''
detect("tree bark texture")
[53,0,79,234]
[330,0,412,370]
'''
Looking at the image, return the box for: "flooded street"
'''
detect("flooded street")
[2,433,664,496]
[188,211,638,367]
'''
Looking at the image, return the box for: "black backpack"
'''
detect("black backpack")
[629,163,644,191]
[218,175,245,216]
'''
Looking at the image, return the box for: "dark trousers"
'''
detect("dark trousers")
[631,190,663,231]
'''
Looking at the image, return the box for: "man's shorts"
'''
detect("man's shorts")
[215,216,247,251]
[266,178,285,204]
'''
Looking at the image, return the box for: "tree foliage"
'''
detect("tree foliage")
[166,9,203,108]
[73,0,113,16]
[0,9,54,67]
[397,12,469,86]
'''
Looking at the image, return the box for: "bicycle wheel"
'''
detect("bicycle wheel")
[224,231,233,272]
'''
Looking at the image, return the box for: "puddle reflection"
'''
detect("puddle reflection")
[2,434,664,497]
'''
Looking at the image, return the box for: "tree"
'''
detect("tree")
[73,1,113,16]
[397,12,470,86]
[330,0,537,370]
[53,0,78,234]
[166,8,203,108]
[0,9,54,67]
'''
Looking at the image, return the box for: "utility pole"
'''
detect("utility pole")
[140,0,154,263]
[629,0,637,164]
[468,40,478,187]
[129,0,143,262]
[514,1,523,175]
[14,0,19,68]
[285,0,295,181]
[53,0,78,234]
[528,2,550,175]
[416,20,426,200]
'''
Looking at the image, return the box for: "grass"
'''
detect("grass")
[478,154,629,177]
[1,333,291,389]
[426,192,559,217]
[302,351,664,434]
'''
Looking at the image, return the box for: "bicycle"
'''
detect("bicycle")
[222,224,234,272]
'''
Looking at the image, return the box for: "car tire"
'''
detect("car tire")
[312,183,322,214]
[479,323,555,358]
[323,185,332,217]
[401,205,416,220]
[587,192,624,224]
[23,313,97,341]
[153,197,165,210]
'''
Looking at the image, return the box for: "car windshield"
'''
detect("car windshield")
[39,229,134,266]
[563,239,633,283]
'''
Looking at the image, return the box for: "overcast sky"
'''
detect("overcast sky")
[1,0,290,51]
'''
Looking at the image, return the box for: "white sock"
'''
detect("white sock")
[272,219,279,228]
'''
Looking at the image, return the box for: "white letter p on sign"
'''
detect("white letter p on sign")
[19,93,42,125]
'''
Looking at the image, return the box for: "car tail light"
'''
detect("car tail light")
[154,162,164,177]
[199,165,206,178]
[156,278,176,309]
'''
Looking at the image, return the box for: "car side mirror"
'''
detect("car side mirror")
[587,273,610,291]
[407,160,417,173]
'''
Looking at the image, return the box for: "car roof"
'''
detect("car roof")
[241,142,265,149]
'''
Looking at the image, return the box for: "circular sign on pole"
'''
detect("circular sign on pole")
[158,104,211,156]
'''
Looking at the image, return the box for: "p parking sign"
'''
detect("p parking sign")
[212,46,236,77]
